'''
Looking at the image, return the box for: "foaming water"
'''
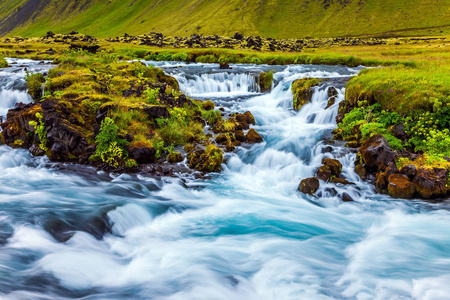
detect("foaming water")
[0,61,449,299]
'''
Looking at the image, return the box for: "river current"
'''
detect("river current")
[0,59,449,300]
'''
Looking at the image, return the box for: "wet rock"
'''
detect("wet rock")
[129,147,156,164]
[235,130,246,142]
[316,165,333,182]
[328,86,338,98]
[322,158,342,175]
[298,177,320,195]
[167,152,183,163]
[346,140,359,148]
[44,213,111,242]
[359,134,396,172]
[341,192,354,202]
[215,133,228,145]
[355,164,367,180]
[246,129,263,143]
[259,71,273,92]
[376,162,399,192]
[244,111,256,125]
[143,106,170,119]
[388,174,415,199]
[325,96,336,109]
[219,63,230,69]
[400,164,417,179]
[291,78,321,111]
[413,168,449,199]
[331,177,354,185]
[324,187,337,196]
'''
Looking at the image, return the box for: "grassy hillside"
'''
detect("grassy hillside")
[1,0,450,38]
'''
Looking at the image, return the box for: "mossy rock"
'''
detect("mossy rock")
[298,177,320,195]
[388,174,415,199]
[259,71,274,92]
[168,152,183,163]
[291,78,322,111]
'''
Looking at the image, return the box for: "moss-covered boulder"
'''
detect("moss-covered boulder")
[298,177,320,195]
[167,152,183,163]
[259,71,273,92]
[412,168,449,199]
[291,78,322,111]
[246,129,263,143]
[322,158,342,175]
[187,144,223,173]
[388,174,415,199]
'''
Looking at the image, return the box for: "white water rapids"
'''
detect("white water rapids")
[0,60,449,300]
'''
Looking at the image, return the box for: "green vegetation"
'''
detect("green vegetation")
[28,112,48,151]
[1,0,450,38]
[25,72,45,101]
[92,117,134,168]
[0,56,7,68]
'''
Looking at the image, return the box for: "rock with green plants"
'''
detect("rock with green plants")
[333,67,450,200]
[0,51,263,175]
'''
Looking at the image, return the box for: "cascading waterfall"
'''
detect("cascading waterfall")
[0,60,449,300]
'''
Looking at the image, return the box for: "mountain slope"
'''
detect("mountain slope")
[1,0,450,38]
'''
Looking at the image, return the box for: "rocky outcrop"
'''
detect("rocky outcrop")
[354,134,450,199]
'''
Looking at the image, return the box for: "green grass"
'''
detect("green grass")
[0,55,7,68]
[1,0,450,38]
[346,61,450,114]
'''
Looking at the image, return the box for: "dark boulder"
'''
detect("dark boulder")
[322,158,342,175]
[246,129,263,143]
[316,165,333,182]
[298,177,320,195]
[144,106,169,119]
[359,134,396,172]
[400,164,417,179]
[341,193,354,202]
[129,147,156,164]
[355,164,367,180]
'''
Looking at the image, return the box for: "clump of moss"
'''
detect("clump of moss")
[26,72,45,101]
[291,78,322,110]
[259,71,274,92]
[0,56,8,68]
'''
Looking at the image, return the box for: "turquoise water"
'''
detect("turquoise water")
[0,60,449,299]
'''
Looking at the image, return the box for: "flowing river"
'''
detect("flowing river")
[0,59,449,300]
